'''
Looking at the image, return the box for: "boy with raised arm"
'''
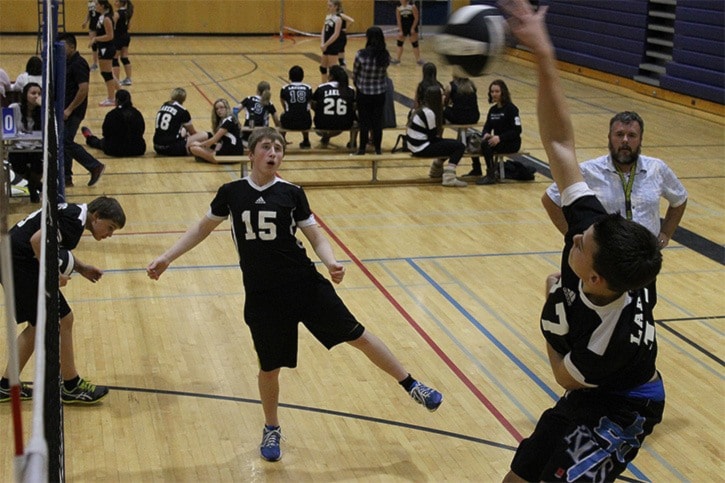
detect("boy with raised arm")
[500,1,665,481]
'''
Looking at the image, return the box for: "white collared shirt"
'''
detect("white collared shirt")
[546,154,688,236]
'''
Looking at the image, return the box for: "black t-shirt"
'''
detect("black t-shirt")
[312,81,356,130]
[241,95,277,127]
[540,194,658,391]
[102,105,146,156]
[280,83,312,116]
[482,102,522,143]
[153,101,191,146]
[208,177,317,293]
[11,203,86,271]
[65,51,90,119]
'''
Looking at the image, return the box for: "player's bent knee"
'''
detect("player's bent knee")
[396,40,404,47]
[412,41,419,48]
[101,71,114,82]
[121,57,130,65]
[319,66,328,75]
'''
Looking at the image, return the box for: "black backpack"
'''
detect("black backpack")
[503,160,536,181]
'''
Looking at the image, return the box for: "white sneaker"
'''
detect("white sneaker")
[99,98,115,107]
[120,78,132,86]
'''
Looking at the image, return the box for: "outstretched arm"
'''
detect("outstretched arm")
[147,215,222,280]
[501,0,583,192]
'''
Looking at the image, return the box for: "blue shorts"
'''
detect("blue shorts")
[510,384,665,481]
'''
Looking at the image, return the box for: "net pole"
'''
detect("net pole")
[0,104,26,476]
[279,0,285,43]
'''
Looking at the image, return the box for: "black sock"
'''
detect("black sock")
[398,374,415,392]
[64,376,80,391]
[0,377,9,389]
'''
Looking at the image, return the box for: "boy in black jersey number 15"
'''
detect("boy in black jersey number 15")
[500,1,664,482]
[146,127,443,462]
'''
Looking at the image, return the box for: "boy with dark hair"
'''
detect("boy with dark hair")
[279,65,313,148]
[500,1,665,481]
[0,196,126,404]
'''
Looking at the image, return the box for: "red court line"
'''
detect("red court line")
[314,214,524,444]
[191,81,213,106]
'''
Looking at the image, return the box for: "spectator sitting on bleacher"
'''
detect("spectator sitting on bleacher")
[443,75,483,176]
[414,62,444,109]
[312,65,356,146]
[11,56,43,93]
[82,89,146,157]
[0,68,11,104]
[189,98,244,164]
[407,85,467,188]
[443,75,480,126]
[238,81,280,147]
[279,66,313,149]
[474,79,522,185]
[8,82,43,202]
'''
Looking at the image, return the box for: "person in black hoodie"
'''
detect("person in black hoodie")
[82,89,146,157]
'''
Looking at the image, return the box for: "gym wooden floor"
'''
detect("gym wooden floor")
[1,33,723,481]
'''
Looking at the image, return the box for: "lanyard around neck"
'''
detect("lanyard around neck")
[615,160,637,220]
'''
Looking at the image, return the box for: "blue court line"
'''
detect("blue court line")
[377,261,540,425]
[406,258,560,401]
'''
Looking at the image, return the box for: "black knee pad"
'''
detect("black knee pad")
[412,41,419,48]
[101,71,114,82]
[121,57,130,65]
[319,66,327,75]
[112,58,120,67]
[396,40,404,47]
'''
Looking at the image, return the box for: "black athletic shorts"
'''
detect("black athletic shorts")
[281,112,312,131]
[9,260,71,325]
[97,42,116,60]
[510,386,665,481]
[115,34,131,50]
[401,18,417,37]
[154,139,188,156]
[244,271,365,371]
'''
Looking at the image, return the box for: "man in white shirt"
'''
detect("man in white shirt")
[541,111,687,248]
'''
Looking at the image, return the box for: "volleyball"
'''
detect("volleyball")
[434,5,507,78]
[59,248,75,277]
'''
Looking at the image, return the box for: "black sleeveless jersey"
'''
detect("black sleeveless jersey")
[115,8,130,38]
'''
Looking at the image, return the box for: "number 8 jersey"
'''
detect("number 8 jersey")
[153,101,192,146]
[208,176,318,293]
